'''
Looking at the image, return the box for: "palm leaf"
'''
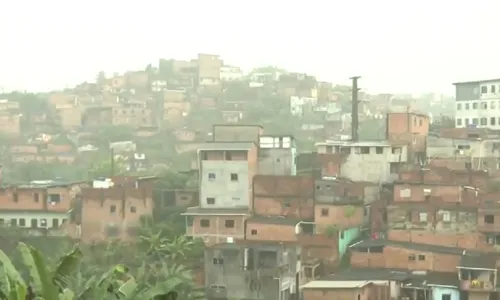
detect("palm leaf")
[0,248,25,287]
[52,245,83,291]
[18,242,59,300]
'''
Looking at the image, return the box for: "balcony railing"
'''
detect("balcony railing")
[461,280,494,291]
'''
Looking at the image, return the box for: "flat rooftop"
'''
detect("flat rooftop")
[197,142,256,151]
[453,78,500,85]
[315,140,400,147]
[301,280,372,289]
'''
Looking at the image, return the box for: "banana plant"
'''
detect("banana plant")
[0,242,82,300]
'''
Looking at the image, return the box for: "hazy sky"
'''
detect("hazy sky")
[1,0,500,94]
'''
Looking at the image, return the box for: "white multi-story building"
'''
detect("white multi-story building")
[220,66,244,81]
[454,78,500,129]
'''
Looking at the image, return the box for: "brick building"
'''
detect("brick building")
[0,180,84,236]
[349,240,475,273]
[78,176,154,242]
[386,111,430,164]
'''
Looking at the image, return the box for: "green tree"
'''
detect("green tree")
[89,156,128,178]
[0,242,202,299]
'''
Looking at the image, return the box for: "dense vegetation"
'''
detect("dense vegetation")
[0,212,204,300]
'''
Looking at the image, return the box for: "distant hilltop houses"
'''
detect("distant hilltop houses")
[1,53,487,300]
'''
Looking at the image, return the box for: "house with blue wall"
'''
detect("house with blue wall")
[338,226,361,258]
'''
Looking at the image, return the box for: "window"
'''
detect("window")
[390,162,399,174]
[130,206,137,213]
[321,208,329,216]
[48,194,61,203]
[485,215,495,224]
[33,193,39,203]
[492,118,497,126]
[206,197,215,205]
[418,254,426,261]
[473,102,478,109]
[375,147,383,154]
[251,229,258,235]
[13,193,18,202]
[30,219,36,228]
[340,147,351,154]
[442,211,451,222]
[52,218,59,228]
[212,258,224,265]
[340,231,344,238]
[225,220,235,228]
[465,103,470,110]
[110,205,116,214]
[419,212,428,222]
[19,218,26,227]
[400,188,411,198]
[492,85,496,93]
[40,219,47,227]
[457,103,462,110]
[419,119,423,126]
[442,294,451,300]
[200,219,210,227]
[408,254,415,261]
[326,146,333,153]
[492,101,497,109]
[481,102,488,109]
[481,86,488,94]
[360,147,370,154]
[208,173,216,181]
[0,219,4,225]
[472,118,479,125]
[230,173,238,181]
[456,119,462,126]
[354,147,361,154]
[465,118,470,125]
[481,118,487,125]
[391,147,401,154]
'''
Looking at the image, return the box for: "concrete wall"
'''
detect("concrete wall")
[205,245,298,300]
[431,287,459,300]
[316,144,407,182]
[200,160,250,209]
[0,211,68,229]
[258,148,296,176]
[339,147,407,183]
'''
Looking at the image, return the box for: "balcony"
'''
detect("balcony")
[460,280,495,291]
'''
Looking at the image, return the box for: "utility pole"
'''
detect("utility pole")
[350,76,361,142]
[110,148,115,177]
